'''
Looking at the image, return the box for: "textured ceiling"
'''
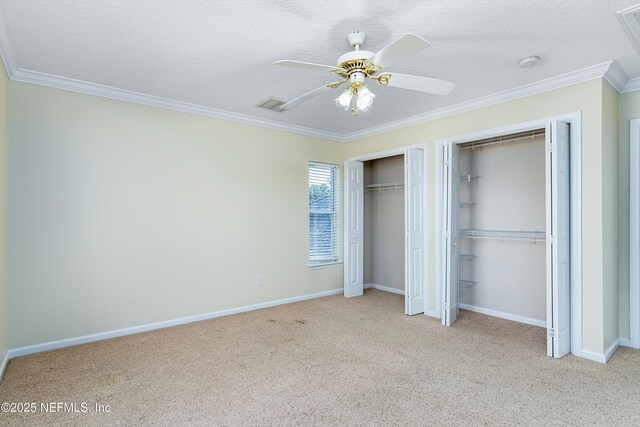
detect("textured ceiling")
[2,0,640,135]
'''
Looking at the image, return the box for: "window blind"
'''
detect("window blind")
[309,162,339,265]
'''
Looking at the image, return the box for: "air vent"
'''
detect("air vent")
[255,97,286,112]
[618,4,640,55]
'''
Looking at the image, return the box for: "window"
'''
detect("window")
[309,162,339,266]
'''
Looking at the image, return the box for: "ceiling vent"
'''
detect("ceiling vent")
[255,97,286,112]
[617,4,640,55]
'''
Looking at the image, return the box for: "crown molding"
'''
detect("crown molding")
[603,60,630,92]
[11,68,347,142]
[623,77,640,93]
[342,61,624,142]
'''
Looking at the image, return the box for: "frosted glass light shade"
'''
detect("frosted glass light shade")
[356,85,375,112]
[335,89,353,111]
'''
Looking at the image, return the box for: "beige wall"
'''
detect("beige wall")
[0,62,8,366]
[9,82,343,348]
[602,82,620,350]
[618,89,640,341]
[341,79,608,354]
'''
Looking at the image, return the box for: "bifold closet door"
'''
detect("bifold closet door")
[546,122,571,358]
[405,148,425,315]
[344,160,364,298]
[442,143,460,325]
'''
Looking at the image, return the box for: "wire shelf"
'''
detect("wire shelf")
[459,279,478,289]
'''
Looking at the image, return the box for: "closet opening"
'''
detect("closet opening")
[438,120,574,359]
[344,145,428,316]
[457,129,547,330]
[364,155,406,297]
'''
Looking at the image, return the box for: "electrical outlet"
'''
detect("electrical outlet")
[256,275,263,286]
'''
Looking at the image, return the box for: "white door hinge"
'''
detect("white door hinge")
[442,303,450,311]
[548,328,556,337]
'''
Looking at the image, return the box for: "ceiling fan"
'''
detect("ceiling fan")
[273,31,455,116]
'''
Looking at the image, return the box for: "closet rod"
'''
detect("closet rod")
[459,128,546,150]
[364,182,404,191]
[460,174,480,182]
[460,228,546,242]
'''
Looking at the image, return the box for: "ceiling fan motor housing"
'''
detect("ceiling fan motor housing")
[336,50,374,68]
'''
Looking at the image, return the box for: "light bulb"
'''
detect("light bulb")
[335,89,353,111]
[356,85,375,112]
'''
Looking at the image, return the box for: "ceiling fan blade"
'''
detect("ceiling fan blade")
[273,60,342,73]
[280,85,334,110]
[367,34,431,69]
[385,73,455,96]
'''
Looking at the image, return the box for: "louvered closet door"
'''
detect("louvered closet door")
[344,160,364,298]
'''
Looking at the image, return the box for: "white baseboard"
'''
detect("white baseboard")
[8,288,343,359]
[619,337,632,348]
[0,350,8,383]
[458,303,546,328]
[581,338,620,364]
[425,309,441,319]
[364,283,405,296]
[604,338,621,362]
[581,349,606,364]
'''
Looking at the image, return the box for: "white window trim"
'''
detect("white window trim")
[308,261,343,270]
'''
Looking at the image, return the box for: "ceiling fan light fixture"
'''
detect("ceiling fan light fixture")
[335,84,375,115]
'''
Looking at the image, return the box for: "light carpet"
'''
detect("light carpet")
[0,289,639,426]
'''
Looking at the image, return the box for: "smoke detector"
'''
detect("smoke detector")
[519,56,541,68]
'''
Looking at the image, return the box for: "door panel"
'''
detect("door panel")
[443,143,460,325]
[406,148,425,314]
[344,160,364,298]
[546,122,571,358]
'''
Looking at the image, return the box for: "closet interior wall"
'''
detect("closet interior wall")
[459,134,546,324]
[364,155,405,293]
